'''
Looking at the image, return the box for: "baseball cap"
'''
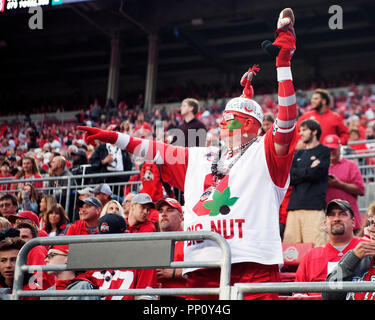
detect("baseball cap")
[156,198,183,213]
[326,199,354,218]
[8,211,40,228]
[78,187,95,196]
[98,214,128,234]
[131,193,155,208]
[224,97,264,125]
[49,244,69,255]
[82,197,103,208]
[92,183,113,196]
[322,134,341,149]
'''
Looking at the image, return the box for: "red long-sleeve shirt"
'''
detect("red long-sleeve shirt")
[296,109,349,145]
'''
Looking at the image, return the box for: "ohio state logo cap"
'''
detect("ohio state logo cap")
[224,97,264,124]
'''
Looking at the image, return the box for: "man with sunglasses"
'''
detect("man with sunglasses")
[77,8,298,300]
[324,201,375,300]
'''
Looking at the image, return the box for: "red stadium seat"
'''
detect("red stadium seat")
[282,242,313,266]
[278,294,322,300]
[280,243,313,281]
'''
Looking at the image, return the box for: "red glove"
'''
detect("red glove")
[261,25,296,68]
[77,126,118,146]
[273,24,296,68]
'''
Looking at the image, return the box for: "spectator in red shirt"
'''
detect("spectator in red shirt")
[66,197,102,235]
[127,193,156,233]
[42,245,100,300]
[0,161,12,191]
[12,156,43,191]
[348,128,367,152]
[8,210,49,238]
[87,214,157,300]
[294,199,363,298]
[156,198,186,300]
[296,88,349,146]
[14,223,55,290]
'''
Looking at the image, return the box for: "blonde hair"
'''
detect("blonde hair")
[0,217,11,230]
[182,98,200,115]
[100,200,125,218]
[367,201,375,217]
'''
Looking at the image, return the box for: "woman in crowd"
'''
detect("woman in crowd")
[258,113,275,136]
[17,183,39,214]
[38,194,58,230]
[12,156,43,190]
[99,199,126,219]
[43,203,70,236]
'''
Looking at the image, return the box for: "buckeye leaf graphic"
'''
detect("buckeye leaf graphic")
[226,119,243,132]
[203,187,239,216]
[203,200,221,216]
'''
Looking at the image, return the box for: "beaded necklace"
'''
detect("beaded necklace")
[211,137,257,179]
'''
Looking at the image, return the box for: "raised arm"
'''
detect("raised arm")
[263,8,297,156]
[77,126,189,190]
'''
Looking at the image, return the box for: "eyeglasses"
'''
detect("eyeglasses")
[368,218,375,226]
[46,252,67,260]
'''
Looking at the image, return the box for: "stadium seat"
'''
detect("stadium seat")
[278,294,322,300]
[280,243,313,281]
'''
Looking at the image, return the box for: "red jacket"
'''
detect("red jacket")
[297,109,349,145]
[139,162,164,202]
[66,220,98,235]
[127,219,156,233]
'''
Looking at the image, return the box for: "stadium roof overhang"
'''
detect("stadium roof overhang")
[0,0,374,110]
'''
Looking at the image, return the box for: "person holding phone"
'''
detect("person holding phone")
[322,134,365,233]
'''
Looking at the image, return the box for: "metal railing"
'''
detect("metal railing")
[344,139,375,183]
[11,231,232,300]
[0,171,142,221]
[231,281,375,300]
[7,229,375,300]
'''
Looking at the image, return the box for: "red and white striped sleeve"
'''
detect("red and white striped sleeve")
[115,134,189,191]
[264,66,298,188]
[273,66,298,145]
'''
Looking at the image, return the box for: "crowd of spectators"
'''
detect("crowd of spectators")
[1,78,375,300]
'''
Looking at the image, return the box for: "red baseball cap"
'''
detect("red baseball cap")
[322,134,341,149]
[156,198,183,213]
[8,211,40,228]
[48,245,69,255]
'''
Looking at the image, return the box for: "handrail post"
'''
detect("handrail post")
[65,176,72,212]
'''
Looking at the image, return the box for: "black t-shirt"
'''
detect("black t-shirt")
[287,144,330,211]
[174,118,207,148]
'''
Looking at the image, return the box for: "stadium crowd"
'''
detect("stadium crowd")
[1,68,375,300]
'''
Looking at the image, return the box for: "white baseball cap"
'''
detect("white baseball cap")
[92,183,112,196]
[131,193,155,208]
[224,97,264,125]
